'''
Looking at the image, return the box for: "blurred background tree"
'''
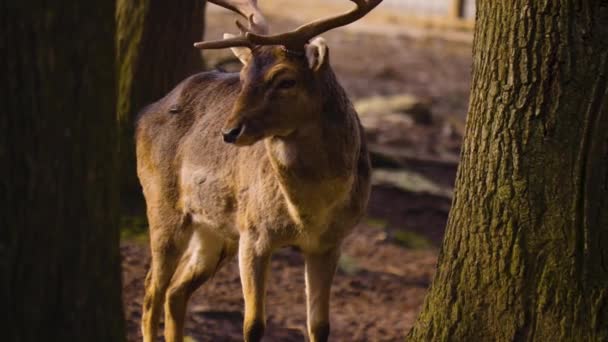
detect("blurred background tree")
[1,2,125,341]
[408,0,608,340]
[116,0,206,212]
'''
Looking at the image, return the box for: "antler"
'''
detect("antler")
[194,0,268,49]
[248,0,383,50]
[195,0,383,51]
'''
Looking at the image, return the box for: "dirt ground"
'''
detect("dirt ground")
[121,3,472,341]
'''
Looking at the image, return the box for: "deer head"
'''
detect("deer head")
[195,0,382,145]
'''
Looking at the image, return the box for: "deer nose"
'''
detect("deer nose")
[222,125,243,143]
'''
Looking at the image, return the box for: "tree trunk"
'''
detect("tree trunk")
[1,2,124,341]
[116,0,206,203]
[408,1,608,341]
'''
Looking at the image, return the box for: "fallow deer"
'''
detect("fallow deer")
[136,1,380,341]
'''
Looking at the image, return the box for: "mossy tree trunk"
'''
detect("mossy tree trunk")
[116,0,206,202]
[408,1,608,341]
[1,2,124,341]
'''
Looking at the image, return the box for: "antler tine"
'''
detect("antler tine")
[246,0,383,50]
[193,36,253,50]
[208,0,268,34]
[193,0,268,50]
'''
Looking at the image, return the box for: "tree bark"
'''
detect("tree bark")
[1,1,124,341]
[116,0,206,201]
[408,1,608,341]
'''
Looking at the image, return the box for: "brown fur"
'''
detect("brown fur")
[136,45,371,342]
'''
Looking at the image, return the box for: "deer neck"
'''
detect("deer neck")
[264,109,357,228]
[265,122,336,177]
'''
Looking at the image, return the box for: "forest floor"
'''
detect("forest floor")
[121,3,473,341]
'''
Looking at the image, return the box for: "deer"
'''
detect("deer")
[135,1,380,341]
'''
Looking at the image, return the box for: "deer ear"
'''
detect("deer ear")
[224,33,251,65]
[305,37,328,72]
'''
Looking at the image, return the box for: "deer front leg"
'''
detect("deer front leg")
[304,247,340,342]
[238,233,271,342]
[164,230,226,342]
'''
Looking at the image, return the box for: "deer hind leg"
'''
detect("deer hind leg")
[141,238,180,342]
[238,233,271,342]
[164,228,228,342]
[304,247,340,342]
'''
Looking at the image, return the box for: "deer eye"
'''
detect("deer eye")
[276,79,296,89]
